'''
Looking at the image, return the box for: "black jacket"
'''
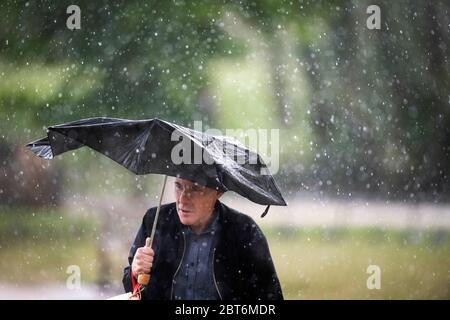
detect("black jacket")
[122,200,283,300]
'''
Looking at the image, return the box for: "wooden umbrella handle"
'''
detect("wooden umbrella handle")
[137,274,150,285]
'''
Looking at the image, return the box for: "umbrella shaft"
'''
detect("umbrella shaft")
[149,175,167,248]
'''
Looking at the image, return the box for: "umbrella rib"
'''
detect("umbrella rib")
[149,175,168,248]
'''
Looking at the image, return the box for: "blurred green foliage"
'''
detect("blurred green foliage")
[1,0,449,202]
[0,207,100,284]
[0,206,98,241]
[1,212,449,298]
[265,225,450,299]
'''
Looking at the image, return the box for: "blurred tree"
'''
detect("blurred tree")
[0,0,449,203]
[0,0,233,131]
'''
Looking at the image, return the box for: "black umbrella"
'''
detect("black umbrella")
[26,117,287,298]
[26,117,286,207]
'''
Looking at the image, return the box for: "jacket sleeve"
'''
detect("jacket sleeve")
[241,220,284,300]
[122,209,154,293]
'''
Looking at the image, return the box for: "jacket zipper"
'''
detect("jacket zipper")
[212,247,223,300]
[170,231,186,300]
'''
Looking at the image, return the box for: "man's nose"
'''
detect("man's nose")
[179,189,192,201]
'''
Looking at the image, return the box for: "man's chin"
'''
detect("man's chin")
[179,215,193,226]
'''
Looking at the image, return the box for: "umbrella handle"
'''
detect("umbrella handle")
[137,273,150,285]
[137,175,168,286]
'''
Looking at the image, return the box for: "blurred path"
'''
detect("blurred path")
[244,197,450,230]
[0,283,121,300]
[65,193,450,230]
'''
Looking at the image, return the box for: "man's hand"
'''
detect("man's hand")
[132,237,154,276]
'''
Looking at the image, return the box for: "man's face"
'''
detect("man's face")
[174,178,222,230]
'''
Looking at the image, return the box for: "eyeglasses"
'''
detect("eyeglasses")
[174,182,206,195]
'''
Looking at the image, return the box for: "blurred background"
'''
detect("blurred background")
[1,0,450,299]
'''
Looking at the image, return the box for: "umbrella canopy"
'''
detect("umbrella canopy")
[26,117,287,209]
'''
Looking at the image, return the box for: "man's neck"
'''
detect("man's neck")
[191,210,217,235]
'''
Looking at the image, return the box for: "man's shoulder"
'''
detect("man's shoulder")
[218,202,268,245]
[218,201,258,227]
[143,202,177,223]
[145,201,176,213]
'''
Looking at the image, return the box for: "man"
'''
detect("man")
[122,177,283,300]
